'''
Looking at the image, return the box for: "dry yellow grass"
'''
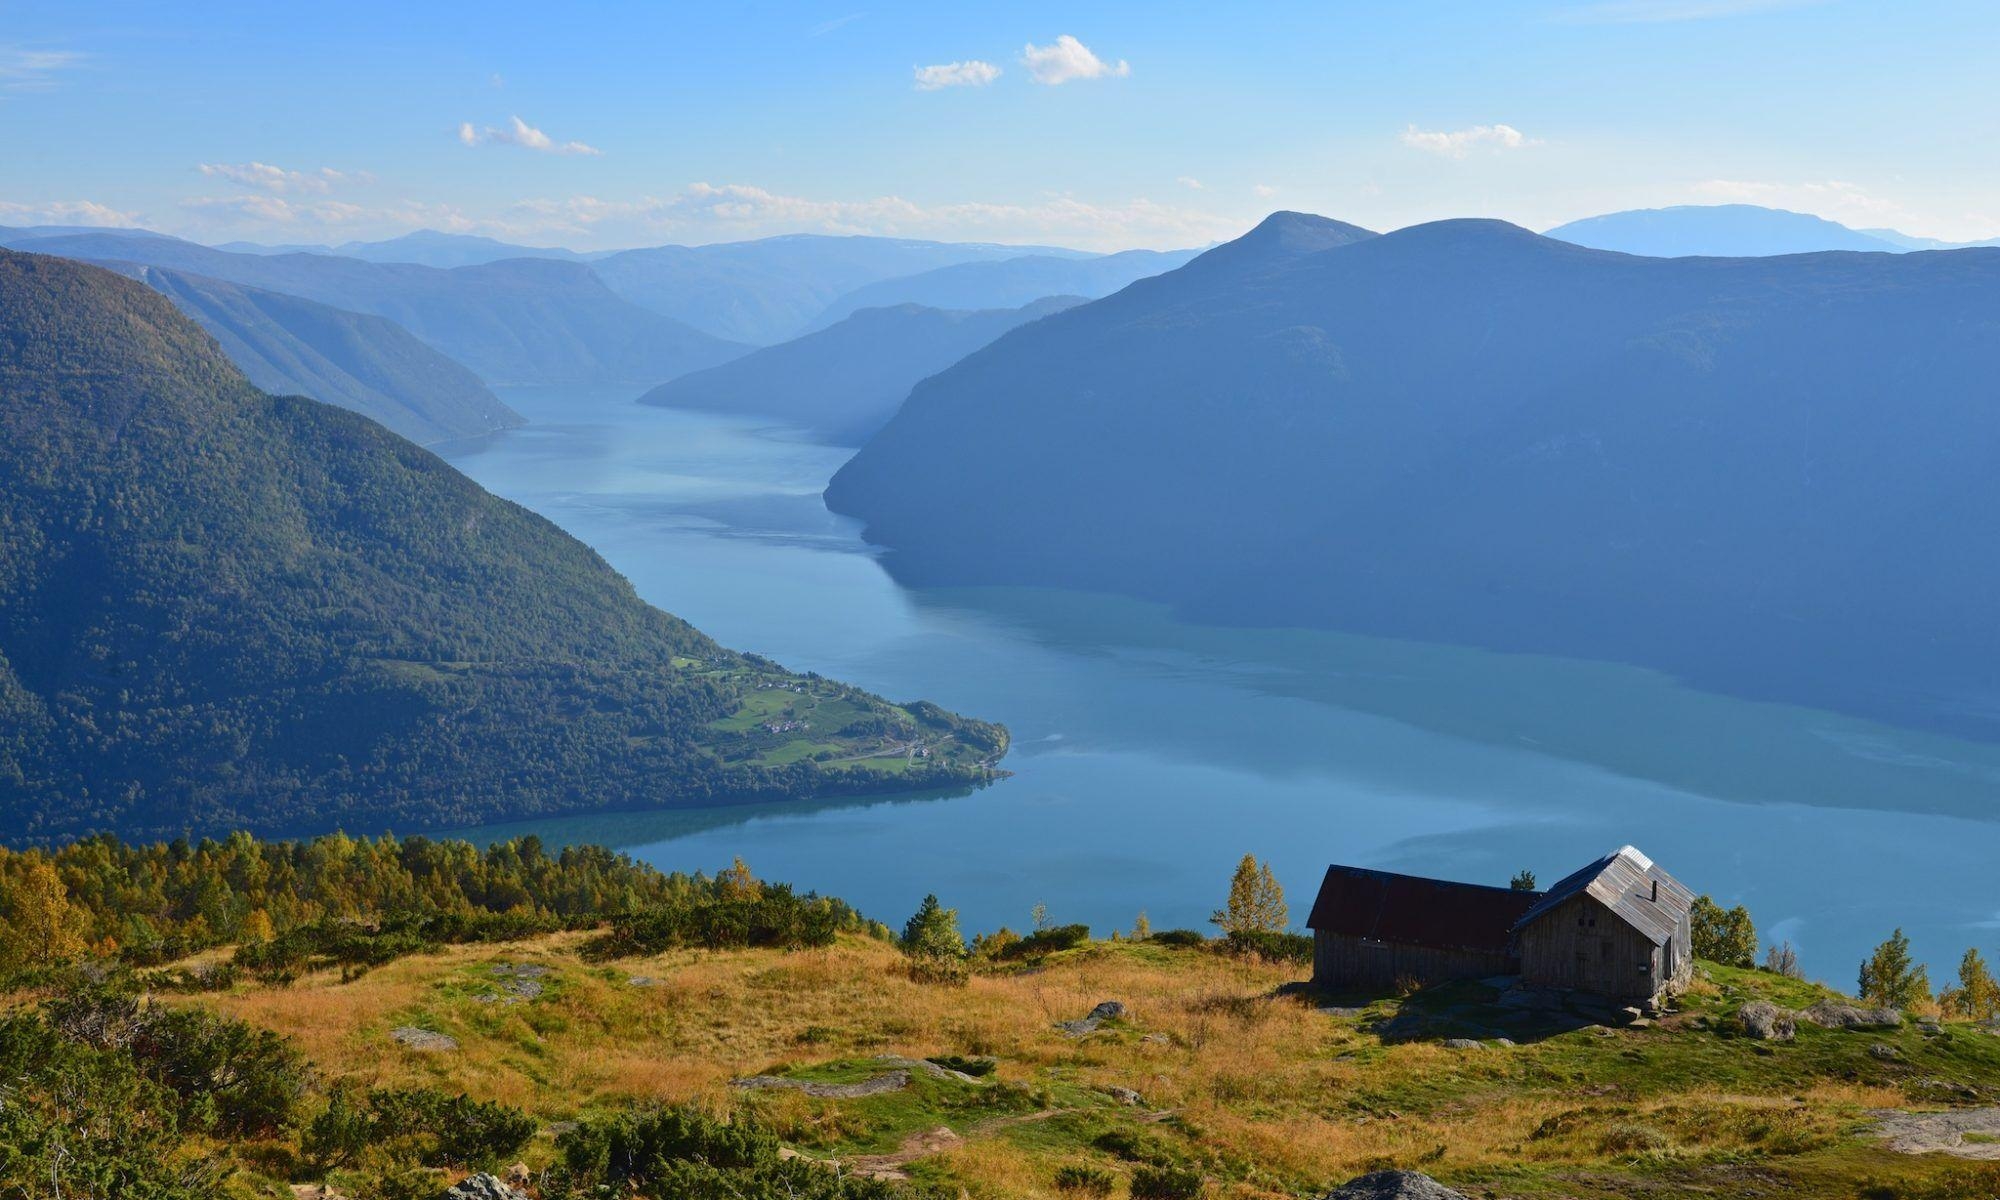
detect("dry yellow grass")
[150,934,2000,1198]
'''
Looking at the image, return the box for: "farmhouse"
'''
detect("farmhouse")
[1307,845,1695,1005]
[1305,865,1539,992]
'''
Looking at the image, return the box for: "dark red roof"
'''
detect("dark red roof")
[1306,864,1541,955]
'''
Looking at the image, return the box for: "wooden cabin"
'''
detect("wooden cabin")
[1306,846,1694,1006]
[1306,864,1539,991]
[1512,846,1694,1005]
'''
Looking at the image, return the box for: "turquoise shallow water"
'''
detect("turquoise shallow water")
[436,386,2000,983]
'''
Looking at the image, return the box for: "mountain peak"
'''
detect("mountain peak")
[1178,211,1376,279]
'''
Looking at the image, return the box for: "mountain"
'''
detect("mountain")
[331,229,591,268]
[805,248,1202,332]
[0,248,1004,846]
[0,231,746,387]
[1856,227,2000,251]
[638,296,1086,443]
[1545,205,1907,256]
[107,264,523,444]
[590,234,1095,344]
[827,212,2000,736]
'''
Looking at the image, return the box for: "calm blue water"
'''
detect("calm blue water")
[437,386,2000,984]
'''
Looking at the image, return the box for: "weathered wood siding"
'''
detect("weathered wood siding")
[1312,931,1517,992]
[1518,894,1675,1002]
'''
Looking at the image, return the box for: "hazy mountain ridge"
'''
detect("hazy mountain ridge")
[806,247,1202,332]
[0,230,747,387]
[1544,203,2000,257]
[107,263,524,444]
[0,248,1001,845]
[639,295,1086,443]
[591,233,1096,344]
[828,212,2000,735]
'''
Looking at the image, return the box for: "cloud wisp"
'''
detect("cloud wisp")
[0,198,139,227]
[0,47,84,92]
[458,116,602,156]
[1400,123,1537,158]
[1022,36,1130,85]
[914,60,1001,90]
[198,162,363,195]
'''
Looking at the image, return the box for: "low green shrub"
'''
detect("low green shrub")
[1054,1164,1116,1195]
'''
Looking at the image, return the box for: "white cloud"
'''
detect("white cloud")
[913,60,1001,90]
[1253,183,1278,198]
[495,181,1233,251]
[1176,176,1205,190]
[0,198,140,227]
[197,162,360,195]
[0,47,83,92]
[458,115,601,156]
[1021,35,1129,85]
[1400,123,1537,158]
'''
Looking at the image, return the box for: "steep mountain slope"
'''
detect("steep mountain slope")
[591,234,1092,344]
[806,248,1201,331]
[0,232,745,387]
[828,213,2000,733]
[639,296,1084,443]
[110,264,523,444]
[0,249,1003,846]
[1545,204,1905,256]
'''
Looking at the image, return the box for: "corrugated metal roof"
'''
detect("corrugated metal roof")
[1306,864,1542,955]
[1511,845,1693,946]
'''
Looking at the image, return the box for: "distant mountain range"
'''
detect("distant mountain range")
[0,230,746,387]
[0,248,1001,845]
[109,264,523,444]
[804,248,1202,333]
[590,234,1096,344]
[1545,204,2000,257]
[828,211,2000,736]
[640,296,1086,443]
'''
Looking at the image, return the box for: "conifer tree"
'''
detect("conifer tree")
[1212,855,1289,935]
[1858,929,1931,1009]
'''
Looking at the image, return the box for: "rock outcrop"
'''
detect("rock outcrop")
[1323,1170,1470,1199]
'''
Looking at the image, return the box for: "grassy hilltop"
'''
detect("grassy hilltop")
[3,834,1998,1199]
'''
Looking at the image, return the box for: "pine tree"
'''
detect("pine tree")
[1944,948,2000,1021]
[900,894,965,961]
[1510,869,1538,892]
[1212,855,1288,935]
[1858,929,1932,1010]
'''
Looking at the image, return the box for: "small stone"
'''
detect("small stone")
[1869,1042,1901,1060]
[391,1026,459,1052]
[1108,1085,1143,1105]
[1088,1000,1127,1021]
[1492,1037,1517,1047]
[1443,1038,1484,1050]
[442,1174,528,1200]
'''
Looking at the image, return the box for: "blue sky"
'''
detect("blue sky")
[4,0,1998,250]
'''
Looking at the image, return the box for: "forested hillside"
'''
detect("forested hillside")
[640,297,1083,443]
[0,231,745,387]
[115,264,523,444]
[828,213,2000,735]
[0,249,1003,846]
